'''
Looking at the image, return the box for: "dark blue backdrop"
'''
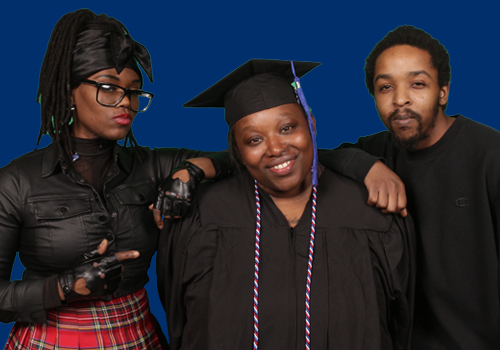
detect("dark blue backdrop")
[1,0,498,344]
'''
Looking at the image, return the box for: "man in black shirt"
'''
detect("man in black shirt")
[321,25,500,350]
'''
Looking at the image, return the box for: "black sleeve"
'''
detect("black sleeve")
[153,148,234,184]
[368,214,416,350]
[318,132,393,184]
[43,275,64,310]
[204,150,235,181]
[157,200,202,350]
[153,147,209,184]
[174,224,218,349]
[318,148,380,184]
[0,162,50,323]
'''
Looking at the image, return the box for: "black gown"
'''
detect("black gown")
[158,167,415,350]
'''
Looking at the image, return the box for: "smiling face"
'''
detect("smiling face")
[233,103,314,198]
[373,45,450,150]
[71,68,141,140]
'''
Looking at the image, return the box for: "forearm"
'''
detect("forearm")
[0,277,49,323]
[318,148,381,184]
[186,157,216,179]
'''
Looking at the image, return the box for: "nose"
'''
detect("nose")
[393,86,411,107]
[266,135,287,156]
[118,92,132,109]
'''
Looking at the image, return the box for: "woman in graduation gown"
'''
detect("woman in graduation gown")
[158,59,416,350]
[0,9,225,349]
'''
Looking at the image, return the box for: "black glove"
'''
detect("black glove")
[58,247,122,303]
[154,161,205,217]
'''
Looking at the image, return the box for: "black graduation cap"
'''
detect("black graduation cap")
[183,59,321,126]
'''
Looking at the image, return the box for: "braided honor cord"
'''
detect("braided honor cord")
[253,180,318,349]
[305,184,318,350]
[253,180,261,350]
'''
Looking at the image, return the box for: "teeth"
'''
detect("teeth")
[272,160,291,170]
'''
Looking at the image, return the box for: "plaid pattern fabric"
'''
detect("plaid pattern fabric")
[4,288,164,350]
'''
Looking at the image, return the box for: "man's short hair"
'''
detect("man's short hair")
[364,25,451,110]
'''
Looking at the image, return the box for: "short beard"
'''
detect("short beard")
[388,104,438,152]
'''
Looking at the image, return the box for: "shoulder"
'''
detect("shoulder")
[0,145,52,177]
[196,171,256,227]
[453,115,500,162]
[457,115,500,143]
[356,130,392,146]
[352,130,396,159]
[317,168,395,232]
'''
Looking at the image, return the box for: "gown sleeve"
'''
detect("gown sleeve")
[367,214,416,350]
[157,196,218,350]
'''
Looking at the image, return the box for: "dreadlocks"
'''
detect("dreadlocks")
[37,9,145,159]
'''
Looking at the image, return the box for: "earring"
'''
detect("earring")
[70,105,76,111]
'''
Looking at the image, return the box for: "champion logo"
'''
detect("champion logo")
[455,197,469,207]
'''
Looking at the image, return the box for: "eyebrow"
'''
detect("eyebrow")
[239,112,297,132]
[409,70,432,79]
[95,74,120,81]
[374,70,432,83]
[94,74,141,84]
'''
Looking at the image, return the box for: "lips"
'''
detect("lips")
[113,113,132,126]
[392,115,416,127]
[268,158,295,176]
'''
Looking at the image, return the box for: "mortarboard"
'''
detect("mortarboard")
[183,59,320,127]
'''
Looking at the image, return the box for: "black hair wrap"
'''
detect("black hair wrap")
[71,17,153,87]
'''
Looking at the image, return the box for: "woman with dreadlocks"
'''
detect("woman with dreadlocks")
[0,8,223,349]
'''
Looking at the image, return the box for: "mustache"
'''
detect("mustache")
[388,108,422,123]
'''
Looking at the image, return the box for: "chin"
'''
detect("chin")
[105,130,131,141]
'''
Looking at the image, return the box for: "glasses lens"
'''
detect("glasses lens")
[96,84,152,112]
[97,84,124,106]
[131,93,153,112]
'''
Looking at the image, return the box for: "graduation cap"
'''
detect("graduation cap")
[183,59,320,127]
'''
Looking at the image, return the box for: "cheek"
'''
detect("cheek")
[238,147,262,168]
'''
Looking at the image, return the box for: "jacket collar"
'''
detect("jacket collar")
[41,142,134,178]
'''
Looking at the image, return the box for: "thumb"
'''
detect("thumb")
[97,239,109,255]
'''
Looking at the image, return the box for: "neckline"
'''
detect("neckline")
[72,137,116,157]
[404,115,465,159]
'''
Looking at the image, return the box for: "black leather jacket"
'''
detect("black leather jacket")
[0,142,204,324]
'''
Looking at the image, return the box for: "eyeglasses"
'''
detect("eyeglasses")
[81,79,154,112]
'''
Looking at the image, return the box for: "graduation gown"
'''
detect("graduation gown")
[158,168,415,350]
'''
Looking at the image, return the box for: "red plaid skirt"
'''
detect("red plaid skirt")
[4,288,166,350]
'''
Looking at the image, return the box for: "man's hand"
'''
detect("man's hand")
[364,160,408,217]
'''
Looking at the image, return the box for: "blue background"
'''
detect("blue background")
[1,0,498,343]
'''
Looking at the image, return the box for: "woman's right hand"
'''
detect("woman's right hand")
[58,239,139,302]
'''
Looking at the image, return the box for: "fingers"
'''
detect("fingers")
[97,239,109,255]
[366,187,380,207]
[115,250,140,262]
[152,208,164,229]
[367,186,407,216]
